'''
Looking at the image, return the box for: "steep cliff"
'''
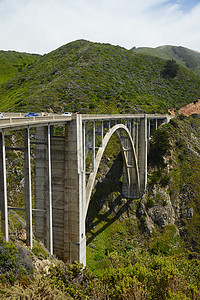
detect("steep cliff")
[138,114,200,254]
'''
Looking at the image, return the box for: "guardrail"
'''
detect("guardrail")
[2,113,54,118]
[0,115,72,130]
[81,114,170,121]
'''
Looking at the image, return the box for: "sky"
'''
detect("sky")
[0,0,200,55]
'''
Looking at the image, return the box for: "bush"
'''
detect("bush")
[149,168,162,186]
[160,174,170,187]
[0,277,70,299]
[0,238,33,285]
[147,197,155,207]
[161,59,179,78]
[32,241,49,260]
[149,129,171,166]
[150,240,170,255]
[47,261,96,298]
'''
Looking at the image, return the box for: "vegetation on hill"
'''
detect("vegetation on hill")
[132,45,200,75]
[0,51,40,85]
[0,40,200,114]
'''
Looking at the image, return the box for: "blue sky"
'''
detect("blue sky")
[173,0,200,11]
[0,0,200,54]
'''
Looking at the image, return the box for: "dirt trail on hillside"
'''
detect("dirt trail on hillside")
[168,100,200,116]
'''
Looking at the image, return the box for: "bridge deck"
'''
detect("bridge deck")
[0,113,169,131]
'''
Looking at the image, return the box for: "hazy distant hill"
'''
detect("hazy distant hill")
[131,45,200,75]
[0,40,200,114]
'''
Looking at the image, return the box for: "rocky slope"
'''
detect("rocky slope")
[178,99,200,115]
[137,114,200,254]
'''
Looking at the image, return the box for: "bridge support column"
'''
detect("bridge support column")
[135,119,139,156]
[35,126,53,254]
[138,115,147,195]
[35,127,48,248]
[24,128,33,249]
[0,131,9,242]
[64,114,86,265]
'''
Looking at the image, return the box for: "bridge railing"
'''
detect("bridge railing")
[0,115,73,130]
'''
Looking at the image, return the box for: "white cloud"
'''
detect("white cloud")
[0,0,200,54]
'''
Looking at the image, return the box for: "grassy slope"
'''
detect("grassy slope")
[132,45,174,60]
[0,40,200,113]
[132,45,200,74]
[0,51,40,85]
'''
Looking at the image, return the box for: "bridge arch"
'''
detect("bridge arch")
[85,123,140,217]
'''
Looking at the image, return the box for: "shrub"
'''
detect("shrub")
[150,240,170,255]
[161,59,179,78]
[149,168,162,186]
[178,153,184,161]
[32,241,49,260]
[147,197,155,207]
[160,174,170,187]
[47,261,96,298]
[89,103,95,109]
[149,129,171,166]
[0,277,70,299]
[0,238,33,285]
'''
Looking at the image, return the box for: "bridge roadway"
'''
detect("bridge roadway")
[0,112,168,129]
[0,113,169,265]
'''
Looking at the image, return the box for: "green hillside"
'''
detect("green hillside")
[0,51,40,85]
[132,45,200,75]
[0,40,200,114]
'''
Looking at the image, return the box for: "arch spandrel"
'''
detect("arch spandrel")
[85,124,140,217]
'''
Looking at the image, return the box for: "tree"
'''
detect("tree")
[161,59,179,78]
[149,128,171,166]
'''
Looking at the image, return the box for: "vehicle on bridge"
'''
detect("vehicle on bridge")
[62,112,72,116]
[25,112,39,117]
[0,112,3,118]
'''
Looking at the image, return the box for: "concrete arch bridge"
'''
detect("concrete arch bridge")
[0,113,169,265]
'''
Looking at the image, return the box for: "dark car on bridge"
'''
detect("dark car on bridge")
[25,112,39,117]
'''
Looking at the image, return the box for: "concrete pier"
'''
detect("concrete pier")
[0,131,8,242]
